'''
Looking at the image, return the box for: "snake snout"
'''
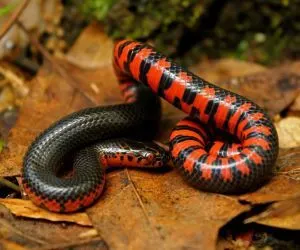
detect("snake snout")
[149,144,170,168]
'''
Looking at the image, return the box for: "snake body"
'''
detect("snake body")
[22,40,279,212]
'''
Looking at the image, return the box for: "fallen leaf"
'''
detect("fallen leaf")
[88,169,248,250]
[290,94,300,113]
[276,147,300,181]
[66,24,250,250]
[63,22,114,69]
[0,23,250,250]
[219,71,300,117]
[239,176,300,206]
[0,22,300,250]
[0,204,106,249]
[192,59,300,117]
[244,196,300,230]
[275,116,300,148]
[0,198,92,226]
[0,239,28,250]
[192,60,300,232]
[0,31,119,177]
[276,60,300,76]
[191,58,266,83]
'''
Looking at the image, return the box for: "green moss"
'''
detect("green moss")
[80,0,206,56]
[81,0,117,20]
[187,0,300,65]
[78,0,300,65]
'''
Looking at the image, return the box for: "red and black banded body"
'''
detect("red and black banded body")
[113,40,278,193]
[22,59,168,212]
[22,40,278,213]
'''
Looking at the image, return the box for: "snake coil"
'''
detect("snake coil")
[22,40,279,212]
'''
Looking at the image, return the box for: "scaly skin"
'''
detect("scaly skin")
[22,40,279,213]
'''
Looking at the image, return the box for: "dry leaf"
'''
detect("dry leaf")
[88,169,247,250]
[191,58,266,83]
[0,239,29,250]
[0,23,250,250]
[0,22,300,250]
[0,31,119,177]
[192,58,300,117]
[276,116,300,148]
[63,22,114,69]
[276,147,300,182]
[0,198,92,226]
[244,196,300,230]
[219,71,300,117]
[0,204,105,249]
[288,61,300,113]
[290,94,300,113]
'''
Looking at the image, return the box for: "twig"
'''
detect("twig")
[0,62,29,97]
[278,167,300,181]
[0,177,20,192]
[0,0,30,40]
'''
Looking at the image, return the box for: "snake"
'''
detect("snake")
[22,40,279,212]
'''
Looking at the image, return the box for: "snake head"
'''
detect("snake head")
[142,141,170,168]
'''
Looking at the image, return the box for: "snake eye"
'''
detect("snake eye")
[146,153,154,162]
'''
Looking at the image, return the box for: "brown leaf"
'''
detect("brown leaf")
[0,239,29,250]
[0,30,120,177]
[191,58,266,83]
[244,196,300,230]
[275,116,300,148]
[219,71,300,117]
[279,61,300,75]
[0,23,250,250]
[276,147,300,181]
[290,94,300,113]
[0,204,106,249]
[87,169,247,250]
[192,59,300,117]
[1,22,300,249]
[63,22,114,70]
[0,198,92,226]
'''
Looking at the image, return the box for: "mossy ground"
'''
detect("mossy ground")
[79,0,299,66]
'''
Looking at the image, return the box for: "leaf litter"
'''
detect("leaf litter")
[0,22,299,249]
